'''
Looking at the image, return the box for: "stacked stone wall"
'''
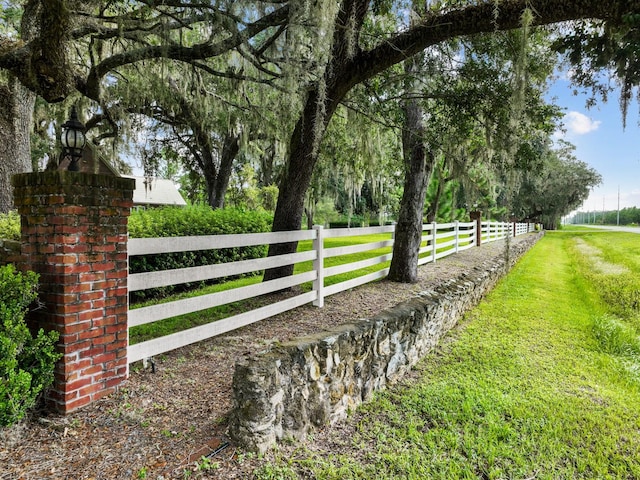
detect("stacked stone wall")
[230,233,542,452]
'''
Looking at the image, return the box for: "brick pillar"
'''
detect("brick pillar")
[470,211,482,247]
[12,172,135,413]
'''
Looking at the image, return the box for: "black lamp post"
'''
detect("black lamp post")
[60,106,86,171]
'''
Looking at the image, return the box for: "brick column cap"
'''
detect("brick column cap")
[12,171,135,191]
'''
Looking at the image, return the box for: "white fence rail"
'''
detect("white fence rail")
[128,221,535,363]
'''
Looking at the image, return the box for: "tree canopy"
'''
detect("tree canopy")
[1,0,639,281]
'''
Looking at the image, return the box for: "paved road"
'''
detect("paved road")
[576,225,640,234]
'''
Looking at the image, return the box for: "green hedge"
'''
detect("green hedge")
[128,206,273,301]
[0,211,20,241]
[1,265,61,426]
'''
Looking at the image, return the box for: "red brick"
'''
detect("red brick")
[65,376,94,392]
[112,305,128,315]
[94,261,116,272]
[94,316,117,328]
[106,270,128,280]
[65,263,92,274]
[62,395,92,413]
[78,310,103,322]
[104,297,118,307]
[55,254,78,265]
[93,280,117,290]
[80,291,104,302]
[56,205,85,215]
[60,333,78,344]
[80,272,106,282]
[92,352,117,365]
[79,346,105,359]
[59,322,90,335]
[92,244,116,253]
[106,236,127,244]
[65,283,92,294]
[46,389,77,403]
[105,339,126,351]
[78,383,104,398]
[50,234,79,245]
[104,324,123,334]
[60,224,87,235]
[90,299,105,310]
[58,303,88,314]
[66,242,89,253]
[92,370,113,383]
[62,352,79,363]
[81,365,104,377]
[78,328,105,341]
[61,359,92,374]
[105,377,125,389]
[78,253,105,263]
[91,333,115,346]
[45,293,79,305]
[56,389,80,402]
[60,340,91,354]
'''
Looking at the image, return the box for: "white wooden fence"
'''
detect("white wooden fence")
[127,221,534,363]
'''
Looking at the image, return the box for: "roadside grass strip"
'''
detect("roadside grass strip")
[257,233,640,479]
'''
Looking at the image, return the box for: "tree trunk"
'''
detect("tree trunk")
[425,170,446,223]
[208,132,239,209]
[387,91,434,283]
[259,143,276,187]
[263,89,330,280]
[0,77,35,213]
[263,0,370,281]
[304,207,314,230]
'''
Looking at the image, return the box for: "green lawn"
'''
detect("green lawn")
[254,231,640,479]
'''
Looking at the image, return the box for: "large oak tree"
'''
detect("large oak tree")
[264,0,640,280]
[0,0,292,211]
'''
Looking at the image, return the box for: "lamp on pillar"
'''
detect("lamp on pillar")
[60,106,86,172]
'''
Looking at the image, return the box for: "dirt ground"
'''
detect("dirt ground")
[0,236,530,479]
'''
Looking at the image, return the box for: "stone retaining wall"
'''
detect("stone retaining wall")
[230,233,542,452]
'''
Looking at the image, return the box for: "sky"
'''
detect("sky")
[546,73,640,216]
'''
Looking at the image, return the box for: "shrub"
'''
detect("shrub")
[0,211,20,241]
[0,265,61,426]
[128,206,273,301]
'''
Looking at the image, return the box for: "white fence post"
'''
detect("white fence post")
[454,220,460,253]
[313,225,325,308]
[432,221,437,263]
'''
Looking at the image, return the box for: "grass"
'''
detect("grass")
[254,231,640,479]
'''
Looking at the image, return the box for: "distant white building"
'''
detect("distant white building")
[123,176,187,207]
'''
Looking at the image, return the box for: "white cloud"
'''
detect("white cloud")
[565,111,601,135]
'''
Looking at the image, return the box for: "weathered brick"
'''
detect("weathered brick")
[78,328,105,341]
[78,383,104,398]
[14,171,133,414]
